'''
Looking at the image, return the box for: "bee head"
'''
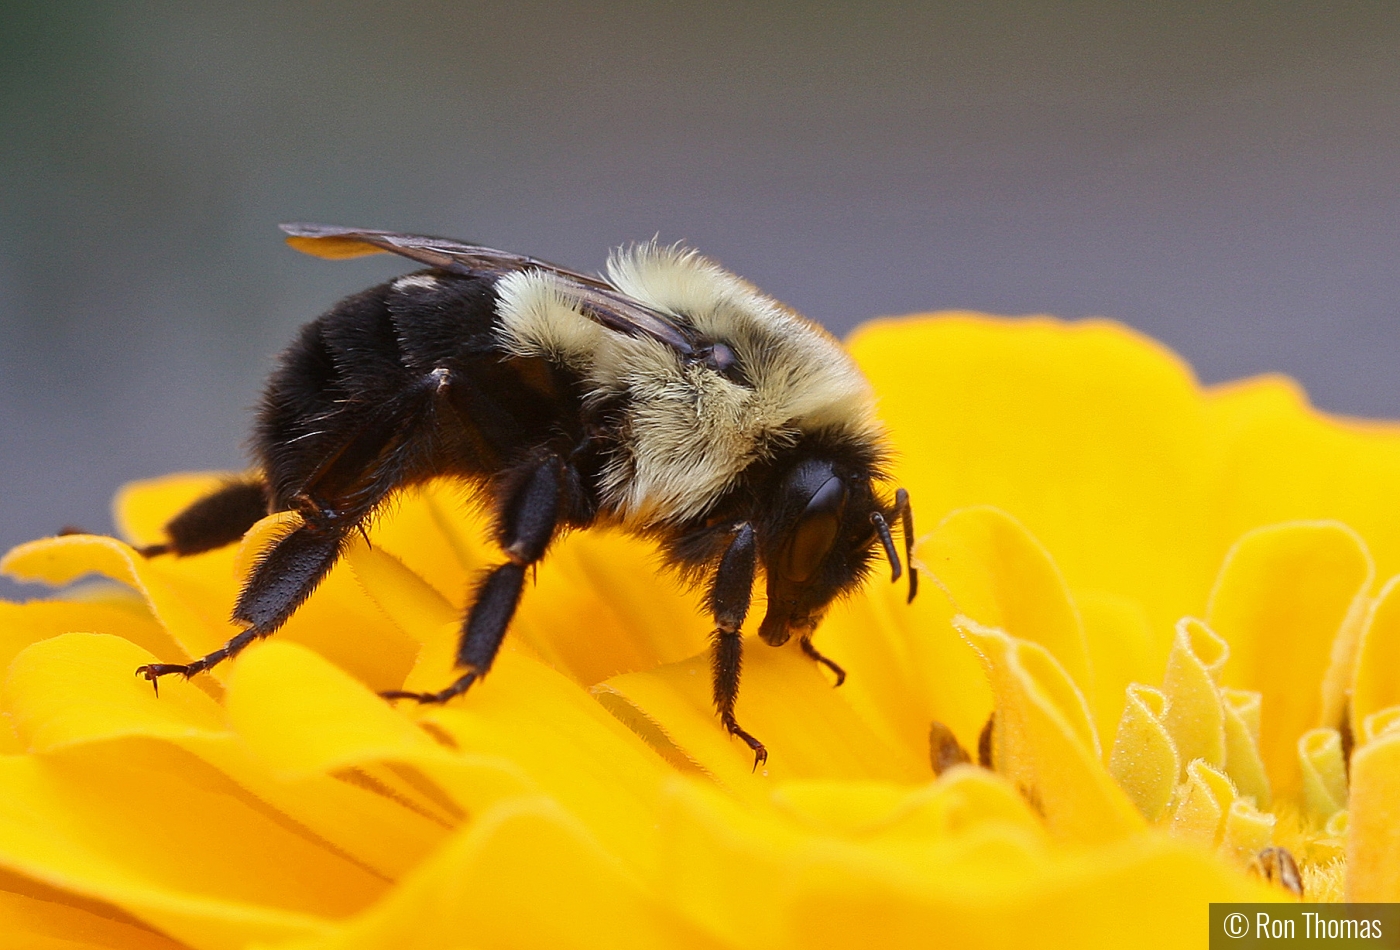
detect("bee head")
[756,457,890,646]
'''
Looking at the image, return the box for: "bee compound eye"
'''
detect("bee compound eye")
[780,476,846,583]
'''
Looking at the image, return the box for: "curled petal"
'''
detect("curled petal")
[1220,798,1277,868]
[1297,728,1348,825]
[1220,688,1271,807]
[1169,759,1236,847]
[1362,706,1400,745]
[1108,684,1179,822]
[1161,619,1228,775]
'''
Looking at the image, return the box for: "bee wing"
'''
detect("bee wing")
[280,222,696,355]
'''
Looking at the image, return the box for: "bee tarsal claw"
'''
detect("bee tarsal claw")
[379,672,478,706]
[135,662,195,697]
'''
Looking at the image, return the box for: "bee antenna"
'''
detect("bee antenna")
[870,511,902,583]
[895,488,918,603]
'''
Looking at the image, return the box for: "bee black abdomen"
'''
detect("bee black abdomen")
[256,271,584,513]
[255,315,352,509]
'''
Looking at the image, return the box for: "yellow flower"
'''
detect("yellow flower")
[2,313,1399,948]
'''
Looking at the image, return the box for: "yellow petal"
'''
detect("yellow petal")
[1220,687,1271,807]
[921,506,1091,696]
[363,479,489,604]
[1169,759,1235,847]
[1160,618,1228,775]
[1108,684,1178,822]
[1077,590,1164,754]
[660,771,1274,950]
[0,743,368,950]
[1206,374,1400,586]
[283,796,721,950]
[817,562,989,766]
[957,618,1143,843]
[2,629,452,882]
[0,596,192,753]
[344,539,457,645]
[376,479,718,691]
[3,633,225,752]
[770,770,1048,845]
[223,639,532,850]
[1206,521,1372,801]
[653,774,1050,950]
[0,869,187,950]
[400,644,683,875]
[510,529,712,688]
[1352,573,1400,735]
[0,594,184,672]
[1345,728,1400,901]
[598,637,929,796]
[786,835,1282,949]
[225,640,445,780]
[2,535,241,675]
[113,472,240,548]
[850,316,1216,649]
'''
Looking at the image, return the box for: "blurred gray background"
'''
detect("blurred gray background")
[3,1,1399,578]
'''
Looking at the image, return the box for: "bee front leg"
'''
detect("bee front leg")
[799,636,846,686]
[383,455,567,705]
[708,522,767,769]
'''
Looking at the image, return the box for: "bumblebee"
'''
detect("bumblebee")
[135,223,916,765]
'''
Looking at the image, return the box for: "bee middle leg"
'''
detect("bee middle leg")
[708,522,767,769]
[382,455,569,705]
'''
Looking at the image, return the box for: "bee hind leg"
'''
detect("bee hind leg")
[137,477,269,557]
[383,455,568,705]
[707,522,767,769]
